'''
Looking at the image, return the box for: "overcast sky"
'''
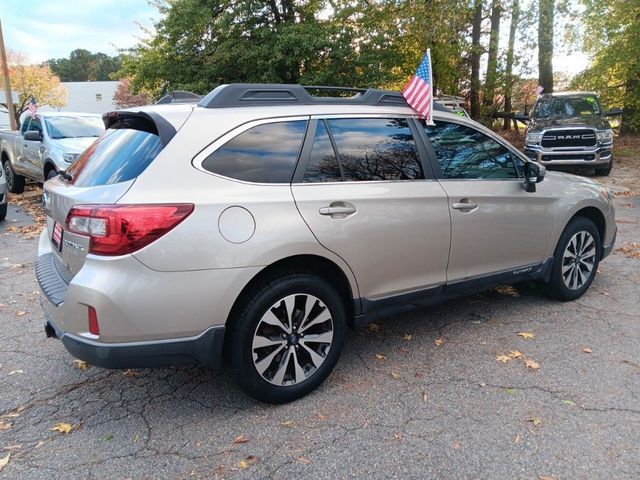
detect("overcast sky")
[2,0,588,75]
[2,0,159,63]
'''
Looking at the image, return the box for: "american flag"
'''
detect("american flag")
[402,49,434,125]
[28,97,38,115]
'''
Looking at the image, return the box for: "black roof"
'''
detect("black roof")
[197,83,450,112]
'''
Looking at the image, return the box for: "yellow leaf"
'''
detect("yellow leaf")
[527,416,543,427]
[51,422,73,434]
[403,334,412,341]
[375,354,387,361]
[0,453,10,471]
[517,332,535,340]
[238,455,258,469]
[15,311,26,317]
[390,371,401,380]
[73,360,89,370]
[434,338,445,346]
[496,355,512,363]
[508,350,523,358]
[0,422,12,431]
[525,359,540,370]
[581,347,592,354]
[234,435,249,444]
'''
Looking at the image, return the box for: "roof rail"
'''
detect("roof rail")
[156,90,203,104]
[197,83,451,112]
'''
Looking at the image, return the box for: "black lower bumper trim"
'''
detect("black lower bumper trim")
[49,321,225,370]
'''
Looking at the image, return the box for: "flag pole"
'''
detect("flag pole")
[0,18,17,131]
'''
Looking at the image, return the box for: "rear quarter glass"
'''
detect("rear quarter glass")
[66,129,163,187]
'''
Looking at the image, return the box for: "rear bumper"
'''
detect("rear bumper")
[44,312,225,369]
[524,144,612,169]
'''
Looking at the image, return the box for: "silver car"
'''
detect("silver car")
[0,162,7,221]
[36,84,617,403]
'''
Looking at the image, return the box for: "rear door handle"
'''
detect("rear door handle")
[452,199,478,211]
[319,202,356,217]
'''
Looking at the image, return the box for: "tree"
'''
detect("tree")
[469,0,484,120]
[113,78,151,108]
[483,0,502,115]
[503,0,520,130]
[572,0,640,134]
[0,51,67,127]
[44,49,122,82]
[538,0,554,93]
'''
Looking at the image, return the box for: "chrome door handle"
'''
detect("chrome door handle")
[319,206,356,216]
[452,199,478,211]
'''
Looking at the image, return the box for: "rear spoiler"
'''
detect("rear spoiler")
[102,111,177,147]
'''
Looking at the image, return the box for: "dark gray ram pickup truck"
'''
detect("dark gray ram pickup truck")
[518,92,622,176]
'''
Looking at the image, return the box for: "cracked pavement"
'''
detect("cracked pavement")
[1,188,639,480]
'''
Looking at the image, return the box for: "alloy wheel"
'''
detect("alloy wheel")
[3,163,12,191]
[561,231,597,290]
[252,293,334,386]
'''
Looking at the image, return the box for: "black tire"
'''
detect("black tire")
[229,271,346,403]
[595,158,613,176]
[2,161,25,194]
[46,168,58,181]
[0,203,6,222]
[543,217,601,301]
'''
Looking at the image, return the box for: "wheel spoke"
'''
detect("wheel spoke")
[253,335,287,350]
[283,295,296,333]
[300,342,326,369]
[254,344,286,375]
[291,348,307,384]
[581,246,596,261]
[300,310,331,333]
[260,309,290,334]
[271,347,293,385]
[301,331,333,344]
[561,262,574,275]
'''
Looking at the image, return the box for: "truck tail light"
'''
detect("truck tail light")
[66,204,194,256]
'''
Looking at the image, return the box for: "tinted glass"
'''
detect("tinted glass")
[303,121,342,183]
[203,121,307,183]
[28,117,42,134]
[67,129,163,187]
[20,116,31,134]
[534,95,600,118]
[327,118,423,181]
[45,116,104,139]
[424,121,519,179]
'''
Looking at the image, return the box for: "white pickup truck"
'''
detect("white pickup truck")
[0,112,104,193]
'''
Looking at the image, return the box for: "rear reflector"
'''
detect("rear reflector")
[88,306,100,335]
[66,204,194,256]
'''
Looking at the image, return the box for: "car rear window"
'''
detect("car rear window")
[66,128,163,187]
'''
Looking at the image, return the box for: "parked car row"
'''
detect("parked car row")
[35,84,616,403]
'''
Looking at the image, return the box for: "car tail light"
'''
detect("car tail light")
[88,306,100,335]
[66,204,194,256]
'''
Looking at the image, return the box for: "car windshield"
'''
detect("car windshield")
[533,96,600,119]
[45,116,104,139]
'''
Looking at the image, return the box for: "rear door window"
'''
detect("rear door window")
[303,120,342,183]
[66,129,163,187]
[202,120,307,183]
[326,118,424,181]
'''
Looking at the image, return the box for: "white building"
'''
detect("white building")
[40,81,120,114]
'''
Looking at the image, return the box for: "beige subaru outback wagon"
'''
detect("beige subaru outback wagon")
[36,84,616,403]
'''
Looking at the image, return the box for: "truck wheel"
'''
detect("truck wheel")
[543,217,601,301]
[0,203,6,221]
[230,271,346,403]
[3,161,25,194]
[595,158,613,176]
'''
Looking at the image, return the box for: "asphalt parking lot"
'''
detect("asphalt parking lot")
[1,183,639,479]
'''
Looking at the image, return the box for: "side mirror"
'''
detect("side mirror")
[515,112,530,125]
[523,162,545,192]
[605,107,623,117]
[24,130,42,142]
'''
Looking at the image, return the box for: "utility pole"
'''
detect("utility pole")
[0,18,17,131]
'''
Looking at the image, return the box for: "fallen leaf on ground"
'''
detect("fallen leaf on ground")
[51,422,73,434]
[281,420,295,427]
[73,360,89,370]
[238,455,258,469]
[562,400,576,407]
[15,311,26,317]
[367,323,380,333]
[517,332,535,340]
[581,347,592,354]
[434,338,445,346]
[527,417,543,427]
[123,370,139,377]
[403,334,412,341]
[0,453,10,471]
[506,388,517,395]
[234,435,249,444]
[514,433,521,444]
[452,442,462,450]
[539,476,555,480]
[2,445,22,451]
[296,456,311,464]
[422,392,428,403]
[495,285,519,297]
[508,350,523,359]
[8,370,23,375]
[375,354,387,361]
[496,354,512,363]
[525,359,540,370]
[394,432,402,440]
[390,371,401,380]
[0,422,12,431]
